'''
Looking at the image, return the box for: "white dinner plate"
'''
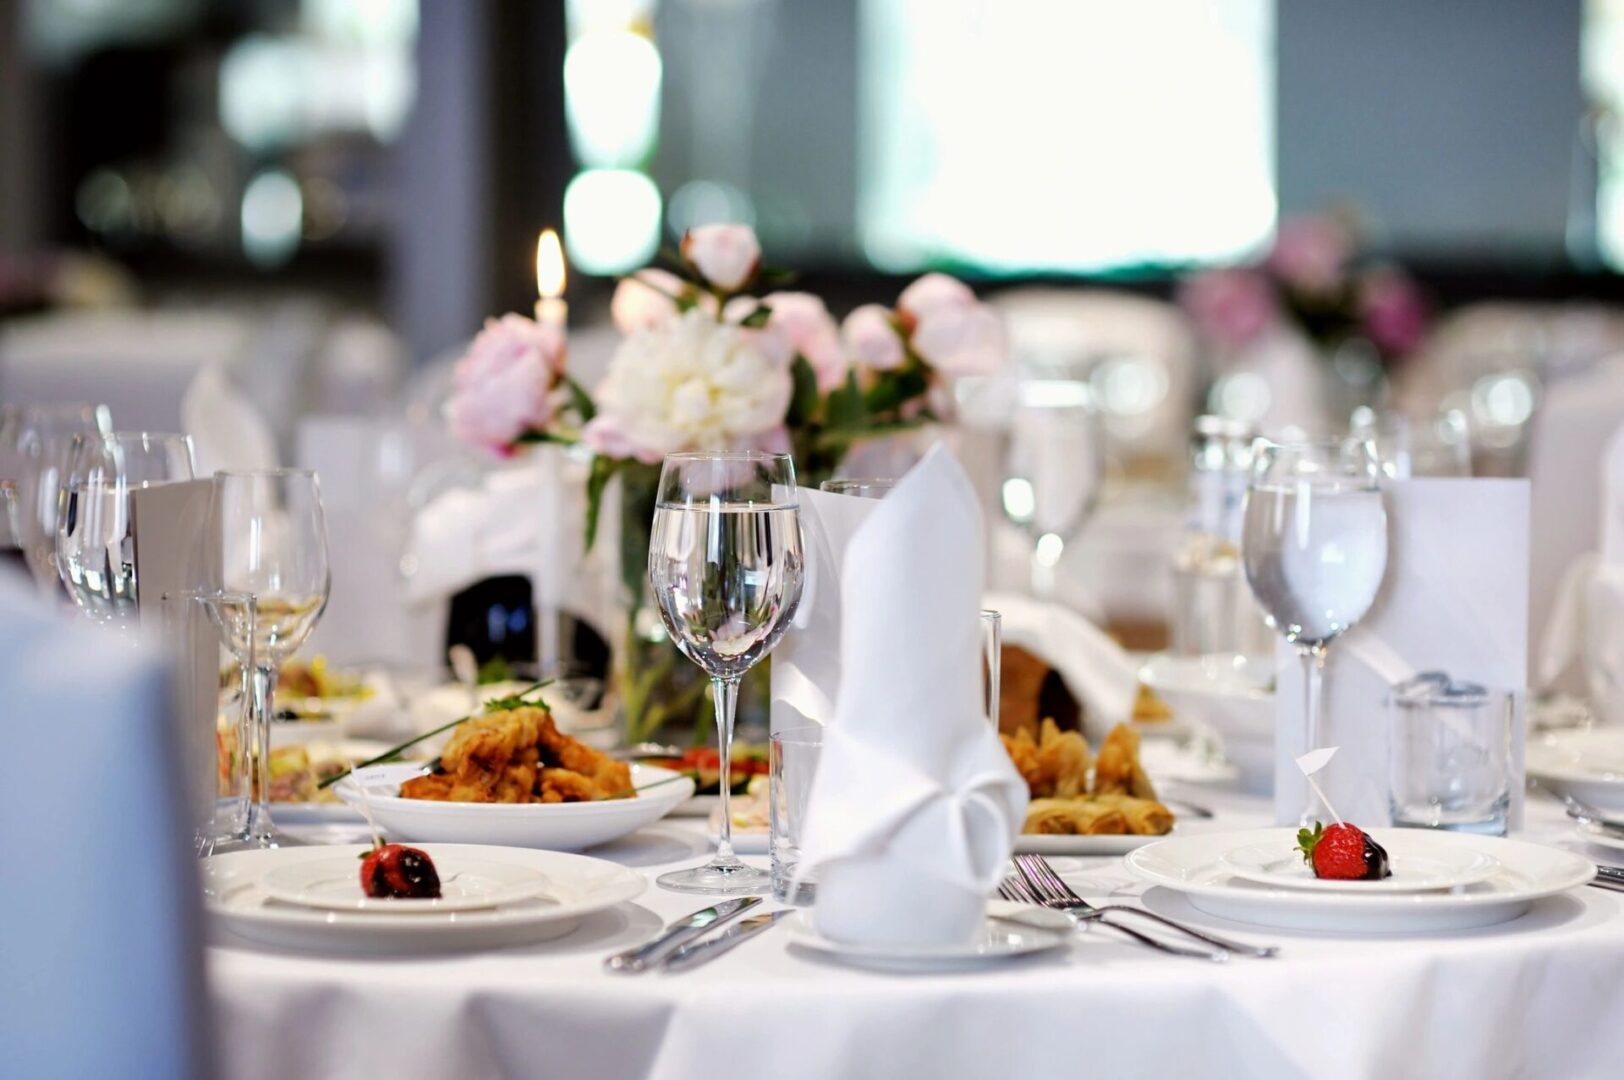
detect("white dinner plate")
[1125,828,1594,933]
[333,763,695,851]
[672,794,719,818]
[1574,821,1624,854]
[1218,832,1500,893]
[204,844,645,953]
[258,852,550,913]
[784,902,1070,972]
[1013,831,1169,857]
[1527,730,1624,812]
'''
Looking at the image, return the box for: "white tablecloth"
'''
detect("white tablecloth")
[210,790,1624,1080]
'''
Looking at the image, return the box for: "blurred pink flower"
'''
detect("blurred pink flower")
[1267,216,1353,295]
[725,291,848,391]
[446,314,565,455]
[611,269,692,334]
[897,272,977,326]
[910,302,1007,377]
[580,414,665,465]
[1179,269,1277,348]
[841,303,905,371]
[1359,270,1428,356]
[681,223,761,292]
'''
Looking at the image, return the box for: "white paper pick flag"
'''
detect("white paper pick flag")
[799,445,1029,947]
[1295,747,1338,776]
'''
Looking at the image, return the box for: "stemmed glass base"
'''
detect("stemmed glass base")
[656,859,771,896]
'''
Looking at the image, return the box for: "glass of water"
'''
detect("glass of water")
[1242,438,1389,824]
[649,451,806,894]
[1388,672,1512,835]
[770,726,823,904]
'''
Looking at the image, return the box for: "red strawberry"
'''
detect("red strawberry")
[359,843,443,899]
[1296,822,1392,881]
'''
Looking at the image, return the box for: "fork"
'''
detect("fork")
[1013,853,1279,959]
[997,875,1226,961]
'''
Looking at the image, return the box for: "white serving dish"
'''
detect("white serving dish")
[1125,828,1594,933]
[333,763,694,851]
[1527,729,1624,812]
[1140,652,1275,793]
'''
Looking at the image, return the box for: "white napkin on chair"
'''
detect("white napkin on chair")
[799,446,1028,947]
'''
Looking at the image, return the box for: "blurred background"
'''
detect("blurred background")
[5,0,1624,665]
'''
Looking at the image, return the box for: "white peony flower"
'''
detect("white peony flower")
[841,304,905,371]
[586,308,793,460]
[681,224,761,292]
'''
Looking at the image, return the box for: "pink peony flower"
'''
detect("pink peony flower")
[681,223,761,292]
[611,269,693,334]
[1179,268,1277,348]
[726,292,847,391]
[842,304,905,371]
[909,302,1008,378]
[1266,215,1353,295]
[1359,270,1428,356]
[896,273,976,326]
[580,413,665,465]
[446,314,565,455]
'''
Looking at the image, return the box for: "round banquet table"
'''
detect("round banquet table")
[210,789,1624,1080]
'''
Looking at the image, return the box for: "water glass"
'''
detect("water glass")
[770,726,823,904]
[981,608,1002,728]
[819,478,896,499]
[1388,672,1512,835]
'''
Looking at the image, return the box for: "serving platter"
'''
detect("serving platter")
[1527,729,1624,812]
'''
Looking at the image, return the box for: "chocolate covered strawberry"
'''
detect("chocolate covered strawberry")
[1297,821,1391,881]
[359,843,442,899]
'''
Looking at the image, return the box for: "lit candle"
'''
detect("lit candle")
[534,229,567,329]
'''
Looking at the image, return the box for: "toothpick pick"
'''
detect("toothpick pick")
[348,756,386,850]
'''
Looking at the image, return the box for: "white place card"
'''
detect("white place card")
[1274,478,1530,826]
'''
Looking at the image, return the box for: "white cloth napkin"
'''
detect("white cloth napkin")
[181,363,279,476]
[984,589,1139,737]
[1274,478,1530,826]
[798,446,1029,947]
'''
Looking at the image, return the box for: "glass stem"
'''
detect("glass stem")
[711,675,741,865]
[1300,643,1327,822]
[250,661,277,842]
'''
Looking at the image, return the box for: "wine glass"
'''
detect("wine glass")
[55,433,196,628]
[3,403,112,595]
[648,451,805,894]
[1349,408,1471,479]
[208,469,332,848]
[1000,377,1106,599]
[1241,438,1389,823]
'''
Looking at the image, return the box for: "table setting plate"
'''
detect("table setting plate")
[258,853,551,912]
[1574,820,1624,854]
[1125,828,1594,933]
[332,763,695,851]
[1527,729,1624,811]
[203,844,646,953]
[1013,832,1167,856]
[1218,832,1501,893]
[783,902,1071,972]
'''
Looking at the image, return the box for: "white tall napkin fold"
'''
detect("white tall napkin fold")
[1274,478,1529,826]
[985,589,1139,736]
[181,363,279,477]
[798,446,1029,947]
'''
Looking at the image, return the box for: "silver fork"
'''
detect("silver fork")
[997,874,1225,961]
[1013,853,1279,959]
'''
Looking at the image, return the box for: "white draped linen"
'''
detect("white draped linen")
[210,792,1624,1080]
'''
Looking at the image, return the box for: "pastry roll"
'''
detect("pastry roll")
[1093,722,1159,800]
[1036,717,1092,798]
[1023,798,1130,836]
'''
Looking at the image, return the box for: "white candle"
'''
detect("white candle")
[534,229,568,329]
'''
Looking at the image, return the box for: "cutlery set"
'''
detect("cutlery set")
[606,897,784,974]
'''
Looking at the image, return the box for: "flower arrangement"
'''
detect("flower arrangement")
[1179,212,1429,369]
[444,222,1007,741]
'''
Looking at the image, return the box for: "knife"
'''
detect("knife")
[661,909,790,973]
[604,897,762,973]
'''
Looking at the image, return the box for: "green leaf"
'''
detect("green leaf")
[738,303,773,329]
[785,354,820,428]
[813,419,923,452]
[584,454,622,553]
[514,430,575,445]
[757,266,798,287]
[863,368,929,415]
[564,375,597,423]
[825,370,865,429]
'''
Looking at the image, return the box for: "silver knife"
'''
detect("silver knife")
[661,910,790,973]
[604,897,762,973]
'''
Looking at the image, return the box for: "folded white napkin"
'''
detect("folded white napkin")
[799,446,1028,947]
[1275,478,1529,826]
[181,363,279,477]
[984,589,1138,737]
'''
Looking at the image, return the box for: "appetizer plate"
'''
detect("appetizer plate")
[1014,832,1168,857]
[333,763,695,851]
[1218,832,1500,893]
[266,739,410,826]
[784,902,1070,972]
[204,844,645,953]
[1126,828,1594,933]
[258,853,550,913]
[1527,729,1624,812]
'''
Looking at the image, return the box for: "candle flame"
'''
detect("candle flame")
[536,229,565,299]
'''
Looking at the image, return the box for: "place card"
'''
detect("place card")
[1273,478,1530,826]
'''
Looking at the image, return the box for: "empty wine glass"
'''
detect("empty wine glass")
[648,451,805,894]
[1000,377,1106,599]
[1242,438,1389,823]
[1350,408,1471,478]
[4,404,111,596]
[208,469,332,848]
[55,433,196,628]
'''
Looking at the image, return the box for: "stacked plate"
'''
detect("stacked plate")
[1125,828,1594,933]
[204,844,645,952]
[1528,728,1624,853]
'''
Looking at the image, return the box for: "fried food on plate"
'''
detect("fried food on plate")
[1093,722,1159,800]
[1002,720,1173,836]
[1035,717,1092,798]
[401,705,632,805]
